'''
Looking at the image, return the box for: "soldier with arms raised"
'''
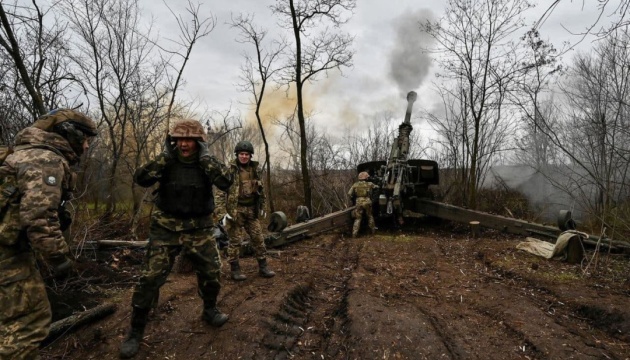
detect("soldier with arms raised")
[119,119,233,359]
[0,109,97,359]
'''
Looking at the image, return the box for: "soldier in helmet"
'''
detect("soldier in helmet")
[348,171,379,238]
[216,140,275,281]
[0,109,97,359]
[119,119,233,359]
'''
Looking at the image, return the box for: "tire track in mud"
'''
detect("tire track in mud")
[258,234,360,359]
[475,257,627,359]
[326,234,630,359]
[437,240,551,358]
[260,285,313,357]
[430,238,624,359]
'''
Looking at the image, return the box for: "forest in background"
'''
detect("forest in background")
[2,0,630,243]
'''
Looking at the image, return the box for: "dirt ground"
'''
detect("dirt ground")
[40,221,630,360]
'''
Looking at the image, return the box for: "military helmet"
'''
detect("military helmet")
[234,140,254,155]
[170,120,207,141]
[33,109,98,156]
[358,171,369,180]
[33,108,98,135]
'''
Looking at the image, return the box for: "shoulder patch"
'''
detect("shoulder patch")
[44,175,58,186]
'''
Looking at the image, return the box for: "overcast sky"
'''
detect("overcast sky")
[139,0,621,139]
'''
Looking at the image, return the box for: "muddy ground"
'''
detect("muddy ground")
[40,222,630,360]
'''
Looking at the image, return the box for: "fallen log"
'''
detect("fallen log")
[93,240,148,248]
[47,303,117,340]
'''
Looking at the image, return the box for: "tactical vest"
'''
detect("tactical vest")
[156,160,214,218]
[237,165,258,206]
[354,181,373,198]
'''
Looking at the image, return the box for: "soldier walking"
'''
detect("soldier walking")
[119,120,233,359]
[218,141,275,281]
[348,172,379,238]
[0,109,97,359]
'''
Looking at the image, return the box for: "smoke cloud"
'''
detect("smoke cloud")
[388,9,435,96]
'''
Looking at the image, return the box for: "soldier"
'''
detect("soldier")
[119,120,233,359]
[220,140,275,281]
[348,171,379,238]
[0,109,97,359]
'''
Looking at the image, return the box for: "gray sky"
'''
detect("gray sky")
[140,0,620,138]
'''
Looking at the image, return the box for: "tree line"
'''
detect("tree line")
[2,0,630,241]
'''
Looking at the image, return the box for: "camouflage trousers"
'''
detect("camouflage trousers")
[0,253,51,360]
[131,224,222,311]
[352,198,375,237]
[226,205,267,262]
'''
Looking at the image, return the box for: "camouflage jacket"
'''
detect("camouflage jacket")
[348,180,379,204]
[134,152,232,233]
[217,159,266,219]
[0,127,78,263]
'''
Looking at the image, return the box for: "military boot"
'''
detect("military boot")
[258,258,275,278]
[229,261,247,281]
[202,307,229,327]
[119,307,150,359]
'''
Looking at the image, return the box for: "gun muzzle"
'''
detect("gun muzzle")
[404,91,418,124]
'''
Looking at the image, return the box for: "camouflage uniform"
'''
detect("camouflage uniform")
[348,180,379,237]
[131,152,232,311]
[120,120,232,359]
[223,159,267,262]
[0,127,78,360]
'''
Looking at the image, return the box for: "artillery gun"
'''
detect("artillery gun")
[264,92,630,256]
[356,91,438,226]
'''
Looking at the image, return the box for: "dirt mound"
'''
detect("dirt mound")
[40,227,630,359]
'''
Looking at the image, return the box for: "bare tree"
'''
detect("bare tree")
[511,29,563,169]
[559,29,630,229]
[537,1,630,40]
[231,13,286,213]
[0,1,46,115]
[0,0,84,124]
[160,0,216,131]
[422,0,533,209]
[512,26,630,235]
[270,0,355,215]
[342,111,397,167]
[206,106,244,163]
[62,0,166,216]
[273,110,348,215]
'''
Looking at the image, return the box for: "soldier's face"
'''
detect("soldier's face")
[82,138,90,153]
[176,138,198,157]
[237,151,251,164]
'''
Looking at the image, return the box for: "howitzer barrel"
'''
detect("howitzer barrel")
[396,91,417,161]
[403,91,418,124]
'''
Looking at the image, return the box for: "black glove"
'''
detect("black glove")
[162,136,176,160]
[49,255,74,278]
[197,140,210,161]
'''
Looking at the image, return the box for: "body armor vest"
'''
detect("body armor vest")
[156,160,214,218]
[354,181,372,198]
[237,165,257,206]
